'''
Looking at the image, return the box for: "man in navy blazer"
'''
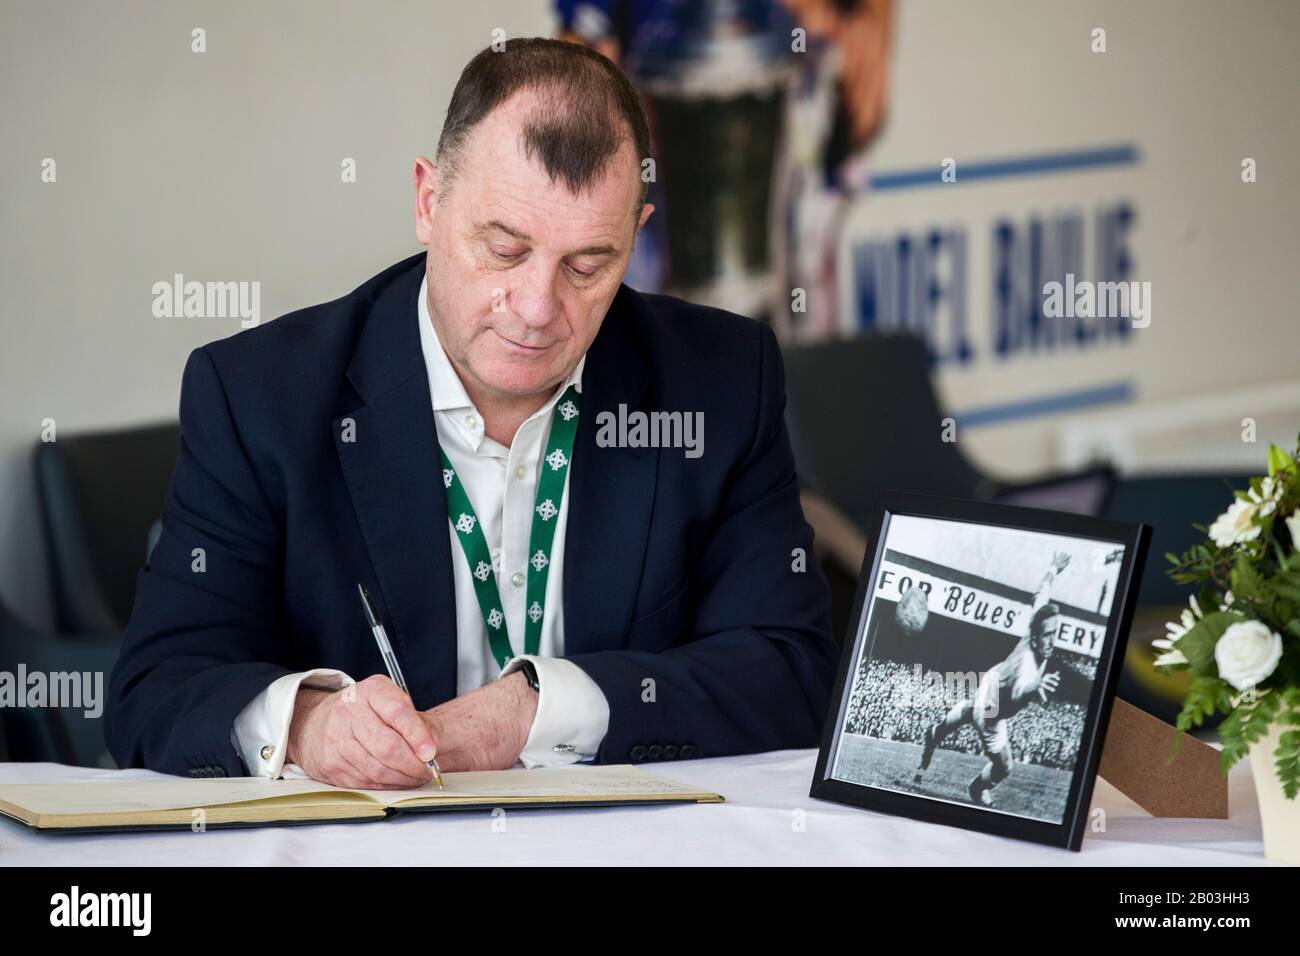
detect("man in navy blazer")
[107,38,835,786]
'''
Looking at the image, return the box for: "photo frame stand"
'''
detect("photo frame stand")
[1096,698,1228,818]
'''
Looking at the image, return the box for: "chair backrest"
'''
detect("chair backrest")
[783,334,989,528]
[1102,472,1254,727]
[35,422,180,633]
[1103,472,1257,606]
[0,600,121,767]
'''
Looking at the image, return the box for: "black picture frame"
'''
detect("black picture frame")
[810,492,1151,851]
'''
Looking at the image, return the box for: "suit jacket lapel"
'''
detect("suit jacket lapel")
[563,285,658,655]
[333,269,657,695]
[334,258,458,708]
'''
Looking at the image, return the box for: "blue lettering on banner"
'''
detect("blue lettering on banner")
[850,202,1136,367]
[848,144,1142,376]
[992,201,1134,357]
[852,227,971,365]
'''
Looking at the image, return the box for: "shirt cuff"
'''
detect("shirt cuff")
[501,655,610,768]
[230,669,354,778]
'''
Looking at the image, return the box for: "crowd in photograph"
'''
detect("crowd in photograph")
[843,658,1085,770]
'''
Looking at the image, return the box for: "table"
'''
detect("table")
[0,750,1269,865]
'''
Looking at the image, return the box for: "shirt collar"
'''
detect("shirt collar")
[416,273,585,415]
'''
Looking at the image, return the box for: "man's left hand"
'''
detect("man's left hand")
[421,671,538,772]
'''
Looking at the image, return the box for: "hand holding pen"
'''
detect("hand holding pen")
[357,583,445,789]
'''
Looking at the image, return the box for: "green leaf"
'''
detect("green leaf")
[1274,721,1300,800]
[1218,692,1282,772]
[1273,579,1300,606]
[1230,556,1272,607]
[1169,676,1234,766]
[1268,443,1296,478]
[1174,610,1241,672]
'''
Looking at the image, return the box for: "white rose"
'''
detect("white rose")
[1246,475,1283,517]
[1208,499,1262,548]
[1214,620,1283,691]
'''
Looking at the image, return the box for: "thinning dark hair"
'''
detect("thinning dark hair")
[435,38,651,212]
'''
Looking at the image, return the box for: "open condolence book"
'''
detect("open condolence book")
[0,765,724,833]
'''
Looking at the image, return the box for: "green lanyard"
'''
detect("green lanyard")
[439,386,580,670]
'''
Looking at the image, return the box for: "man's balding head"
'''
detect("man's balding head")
[412,38,655,418]
[435,38,651,213]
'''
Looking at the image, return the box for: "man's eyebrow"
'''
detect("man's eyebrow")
[476,220,620,258]
[477,220,532,242]
[571,242,620,257]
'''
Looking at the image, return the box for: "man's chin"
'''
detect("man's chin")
[474,358,561,401]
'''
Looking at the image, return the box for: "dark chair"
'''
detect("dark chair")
[1103,472,1256,726]
[784,334,993,533]
[782,334,1110,537]
[35,422,179,634]
[1104,474,1255,605]
[0,600,121,766]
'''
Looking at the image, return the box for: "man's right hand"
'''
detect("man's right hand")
[1037,671,1061,702]
[285,675,439,789]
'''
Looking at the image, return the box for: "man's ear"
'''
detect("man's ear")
[636,202,655,231]
[414,157,441,245]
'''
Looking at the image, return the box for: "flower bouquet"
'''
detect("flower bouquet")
[1155,437,1300,861]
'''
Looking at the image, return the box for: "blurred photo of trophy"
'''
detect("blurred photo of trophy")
[559,0,895,334]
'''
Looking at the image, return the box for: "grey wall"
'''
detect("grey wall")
[0,0,554,628]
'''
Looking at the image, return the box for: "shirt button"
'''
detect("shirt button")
[511,572,525,588]
[260,745,276,761]
[465,414,478,429]
[514,465,526,480]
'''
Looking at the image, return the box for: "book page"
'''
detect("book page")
[362,764,721,807]
[0,766,720,827]
[0,776,361,818]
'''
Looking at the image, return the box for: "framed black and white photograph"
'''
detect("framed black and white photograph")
[811,494,1151,850]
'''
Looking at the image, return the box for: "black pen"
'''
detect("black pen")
[356,583,444,789]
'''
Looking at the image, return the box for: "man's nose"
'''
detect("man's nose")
[509,259,562,330]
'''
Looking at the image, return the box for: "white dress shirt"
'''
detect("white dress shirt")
[230,275,611,776]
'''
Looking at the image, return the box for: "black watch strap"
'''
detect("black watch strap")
[518,658,540,693]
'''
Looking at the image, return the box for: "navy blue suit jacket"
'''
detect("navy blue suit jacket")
[107,253,836,777]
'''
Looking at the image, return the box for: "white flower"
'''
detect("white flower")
[1208,499,1263,547]
[1154,594,1203,666]
[1152,639,1188,667]
[1247,476,1282,517]
[1214,620,1283,691]
[1286,513,1300,552]
[1165,597,1199,639]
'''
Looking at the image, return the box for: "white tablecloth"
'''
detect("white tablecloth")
[0,750,1269,866]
